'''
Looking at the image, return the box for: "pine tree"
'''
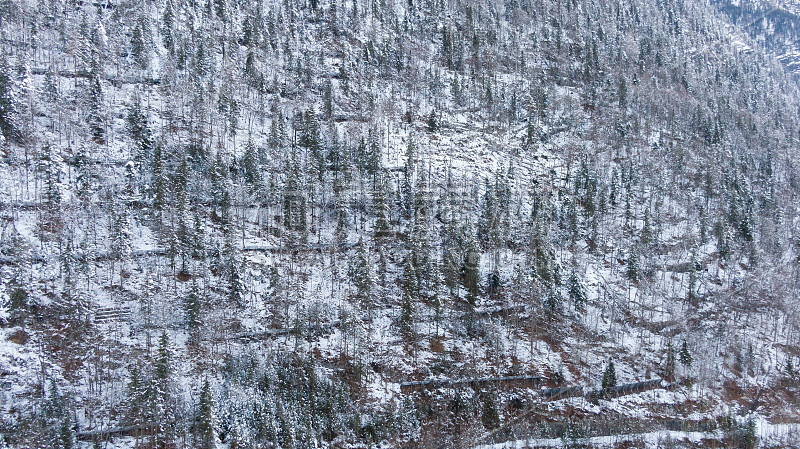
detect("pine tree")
[130,20,148,70]
[0,56,18,142]
[679,339,693,371]
[740,416,758,449]
[348,238,372,313]
[480,393,500,430]
[602,360,616,390]
[110,204,132,281]
[373,177,390,240]
[58,415,73,449]
[665,341,676,381]
[225,242,244,307]
[427,110,438,132]
[154,331,175,447]
[400,256,416,342]
[185,282,202,344]
[124,366,148,429]
[87,75,104,143]
[197,379,215,448]
[323,79,333,118]
[688,250,701,303]
[155,331,171,384]
[626,245,640,283]
[640,209,653,245]
[151,141,166,213]
[400,139,415,218]
[283,165,307,235]
[241,137,261,187]
[462,236,481,307]
[298,109,323,180]
[39,149,61,212]
[126,95,152,163]
[567,268,587,311]
[530,218,560,287]
[162,0,175,54]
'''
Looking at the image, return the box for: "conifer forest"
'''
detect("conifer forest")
[1,0,800,447]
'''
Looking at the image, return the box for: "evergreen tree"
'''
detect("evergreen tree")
[688,250,701,303]
[399,256,416,342]
[130,19,149,69]
[87,75,104,142]
[480,393,500,430]
[348,238,372,314]
[124,366,150,430]
[567,268,587,311]
[739,416,758,449]
[110,204,132,279]
[640,209,653,245]
[241,137,261,187]
[323,79,333,118]
[126,95,152,163]
[0,56,17,142]
[427,110,438,132]
[373,177,390,240]
[626,245,640,283]
[154,331,175,447]
[184,282,202,344]
[155,331,171,384]
[665,341,676,381]
[299,109,323,180]
[39,149,61,211]
[151,141,166,213]
[679,339,693,370]
[283,165,307,235]
[462,235,481,306]
[602,360,616,389]
[197,379,215,449]
[530,218,560,287]
[161,0,175,54]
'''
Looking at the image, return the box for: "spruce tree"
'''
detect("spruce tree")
[0,56,17,142]
[602,360,616,389]
[130,19,148,69]
[373,177,390,240]
[679,339,693,370]
[665,341,676,381]
[348,238,372,314]
[197,379,214,448]
[427,110,438,132]
[151,141,166,214]
[567,268,587,311]
[185,282,202,344]
[463,236,481,307]
[87,75,104,143]
[154,332,175,447]
[400,256,416,342]
[481,393,500,430]
[126,95,152,163]
[626,245,640,283]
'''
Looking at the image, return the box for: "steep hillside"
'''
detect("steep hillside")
[714,0,800,74]
[1,0,800,447]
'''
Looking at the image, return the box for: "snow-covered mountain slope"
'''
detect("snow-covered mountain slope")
[0,0,800,447]
[714,0,800,73]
